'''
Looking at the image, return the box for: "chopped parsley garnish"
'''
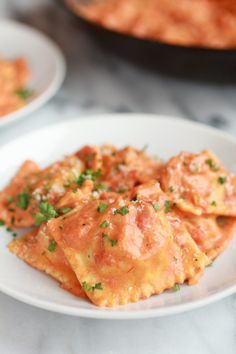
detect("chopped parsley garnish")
[164,200,171,213]
[3,223,17,237]
[205,159,218,171]
[99,220,109,228]
[35,202,58,226]
[6,196,14,204]
[82,282,92,292]
[15,87,33,100]
[16,192,29,210]
[82,281,103,292]
[48,240,57,253]
[114,206,129,216]
[77,169,101,186]
[152,202,160,211]
[168,186,174,193]
[111,239,117,247]
[0,219,5,226]
[76,174,86,187]
[102,233,117,247]
[211,200,217,207]
[97,202,108,213]
[59,207,72,214]
[218,176,226,185]
[35,213,45,226]
[93,282,103,290]
[172,284,180,292]
[0,220,17,237]
[5,224,18,238]
[40,202,58,218]
[205,159,214,168]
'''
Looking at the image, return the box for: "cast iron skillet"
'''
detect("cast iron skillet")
[64,0,236,82]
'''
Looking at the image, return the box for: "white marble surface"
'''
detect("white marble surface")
[1,1,236,353]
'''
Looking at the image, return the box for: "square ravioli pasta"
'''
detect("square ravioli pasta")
[8,227,85,298]
[0,144,160,229]
[181,214,236,261]
[0,155,85,228]
[76,144,162,192]
[46,191,208,307]
[159,149,236,216]
[5,144,236,309]
[0,160,40,228]
[132,181,236,262]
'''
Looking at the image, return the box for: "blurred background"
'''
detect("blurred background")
[1,2,236,354]
[1,0,236,145]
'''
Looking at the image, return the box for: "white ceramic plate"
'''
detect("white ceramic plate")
[0,20,66,127]
[1,114,236,319]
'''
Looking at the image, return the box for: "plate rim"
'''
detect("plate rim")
[1,112,236,148]
[1,112,236,319]
[0,19,66,128]
[1,278,236,319]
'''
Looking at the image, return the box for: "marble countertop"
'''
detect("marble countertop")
[1,1,236,353]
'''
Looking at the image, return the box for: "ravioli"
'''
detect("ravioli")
[76,145,162,192]
[24,155,84,204]
[8,227,85,298]
[134,180,236,262]
[182,214,236,261]
[0,155,85,228]
[46,194,208,307]
[0,160,40,227]
[159,150,236,216]
[55,180,94,209]
[76,145,103,171]
[3,145,236,308]
[0,146,161,229]
[101,145,162,191]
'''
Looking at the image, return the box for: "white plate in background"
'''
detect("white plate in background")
[0,114,236,319]
[0,20,66,127]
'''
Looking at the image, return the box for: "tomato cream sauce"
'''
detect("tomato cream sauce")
[5,145,236,307]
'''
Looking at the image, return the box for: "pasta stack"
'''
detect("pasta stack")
[1,145,235,307]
